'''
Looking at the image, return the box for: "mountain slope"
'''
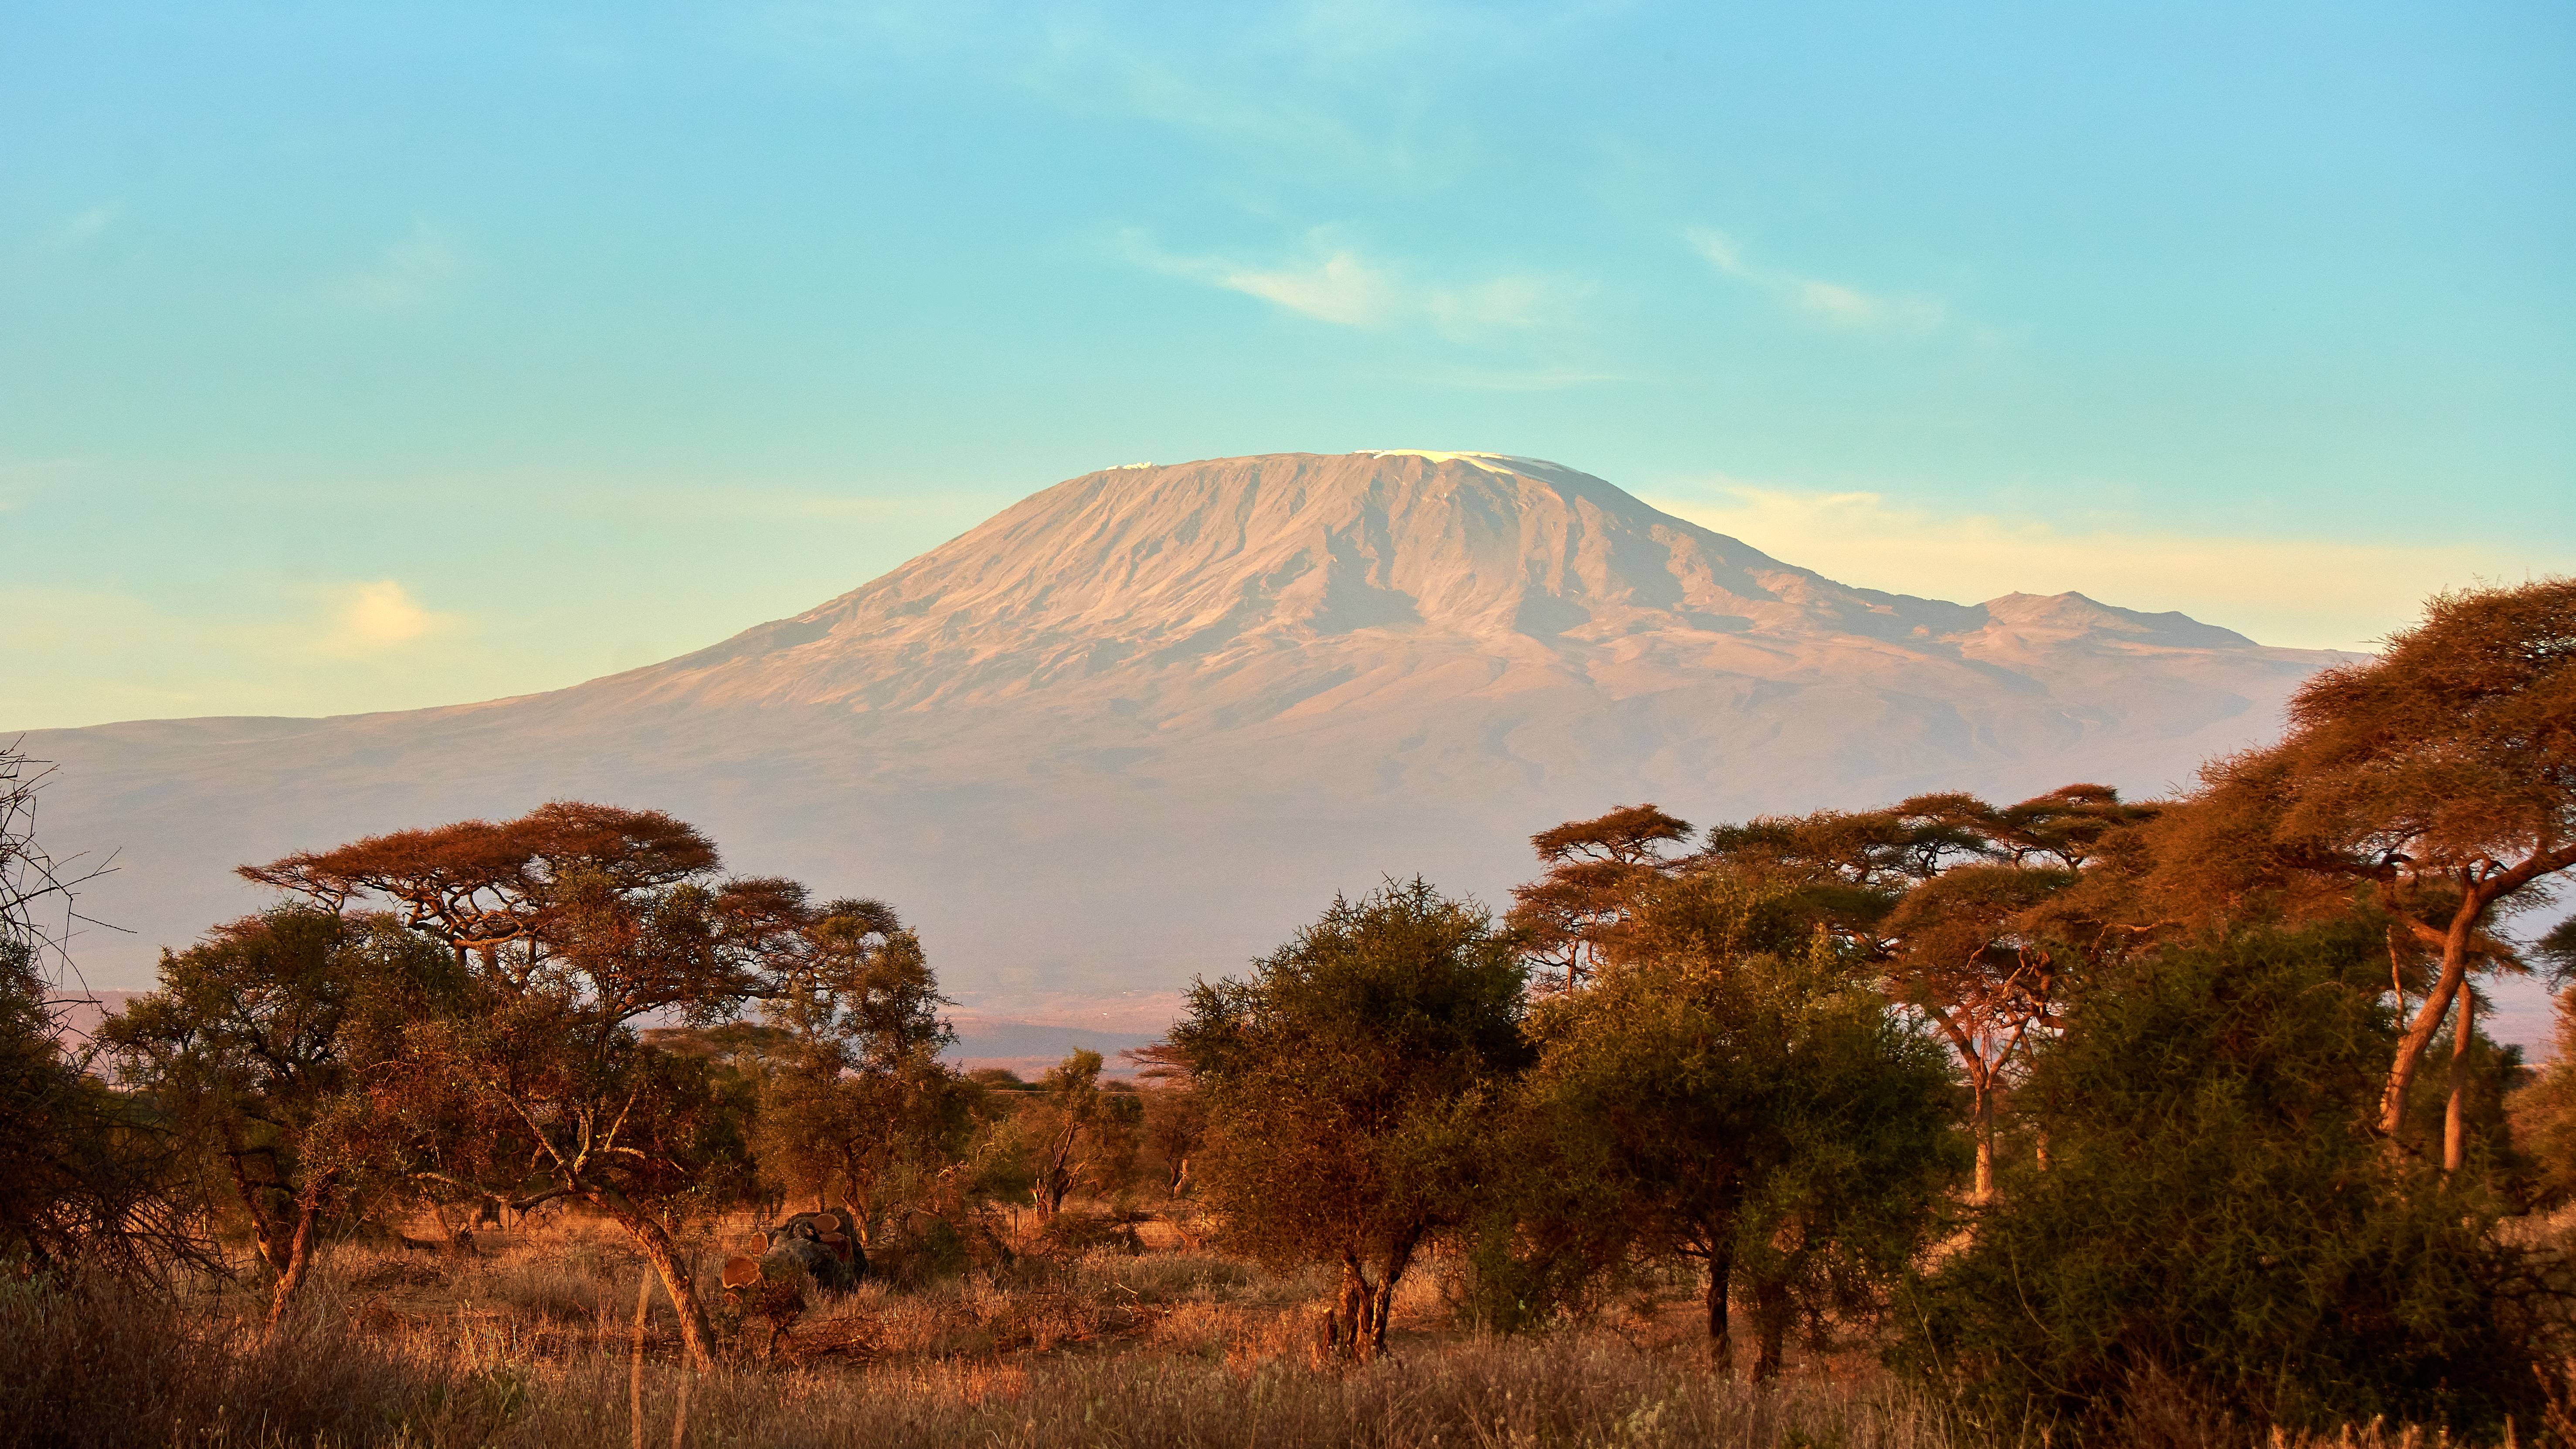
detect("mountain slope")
[22,452,2343,1011]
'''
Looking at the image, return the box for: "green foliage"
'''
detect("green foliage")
[1442,1121,1632,1337]
[2507,988,2576,1207]
[1014,1049,1144,1218]
[747,902,979,1227]
[0,748,200,1279]
[392,972,759,1223]
[1134,1077,1205,1199]
[0,938,194,1278]
[1175,879,1529,1266]
[862,1206,978,1286]
[1172,878,1527,1354]
[1522,869,1962,1372]
[238,805,936,1364]
[1894,920,2555,1437]
[104,907,459,1295]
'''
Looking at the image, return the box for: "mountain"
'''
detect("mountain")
[21,451,2346,1014]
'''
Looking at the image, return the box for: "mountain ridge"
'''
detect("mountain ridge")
[547,452,2267,721]
[21,452,2349,1006]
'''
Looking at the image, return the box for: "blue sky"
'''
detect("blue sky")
[5,0,2571,729]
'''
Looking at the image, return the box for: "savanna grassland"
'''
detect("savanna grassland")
[18,1200,2549,1449]
[7,578,2576,1448]
[4,1205,1967,1449]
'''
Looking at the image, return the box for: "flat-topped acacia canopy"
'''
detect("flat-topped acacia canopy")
[238,801,720,950]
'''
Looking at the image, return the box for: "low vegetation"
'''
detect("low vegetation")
[4,577,2573,1446]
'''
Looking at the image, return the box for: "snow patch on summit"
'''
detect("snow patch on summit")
[1367,449,1562,477]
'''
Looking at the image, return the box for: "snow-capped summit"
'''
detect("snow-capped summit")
[588,452,2235,715]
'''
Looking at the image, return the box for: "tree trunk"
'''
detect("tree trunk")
[259,1202,320,1342]
[2445,987,2472,1173]
[225,1153,290,1276]
[1361,1232,1417,1361]
[1751,1274,1790,1382]
[1328,1233,1417,1363]
[1361,1279,1396,1357]
[1970,1078,1996,1204]
[1703,1241,1734,1374]
[1331,1253,1370,1360]
[2379,889,2483,1143]
[2384,848,2576,1148]
[588,1184,717,1369]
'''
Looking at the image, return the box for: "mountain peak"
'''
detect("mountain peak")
[26,449,2347,1004]
[1977,591,2257,649]
[640,451,1829,704]
[631,452,2274,714]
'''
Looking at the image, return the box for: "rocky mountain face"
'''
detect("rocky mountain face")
[22,452,2344,1015]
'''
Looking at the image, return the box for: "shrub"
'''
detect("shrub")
[1174,879,1529,1360]
[1893,920,2563,1438]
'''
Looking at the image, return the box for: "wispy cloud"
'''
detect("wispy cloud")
[1034,23,1440,179]
[1648,479,2566,651]
[1269,0,1625,69]
[50,207,113,248]
[753,3,1618,183]
[1118,228,1587,336]
[1147,241,1396,326]
[0,580,478,730]
[1686,227,1944,330]
[319,580,455,656]
[754,4,1434,178]
[332,224,464,311]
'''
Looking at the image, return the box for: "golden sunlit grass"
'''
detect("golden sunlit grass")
[0,1207,2544,1449]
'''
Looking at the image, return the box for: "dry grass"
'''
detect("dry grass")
[0,1209,2532,1448]
[0,1273,1952,1449]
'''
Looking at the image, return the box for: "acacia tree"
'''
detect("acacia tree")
[1172,879,1528,1360]
[240,801,723,972]
[1879,865,2076,1201]
[1687,784,2152,1199]
[749,899,975,1229]
[1505,804,1693,992]
[1526,869,1958,1376]
[104,907,455,1333]
[244,803,859,1368]
[1017,1049,1141,1220]
[2157,580,2576,1164]
[1123,1042,1205,1200]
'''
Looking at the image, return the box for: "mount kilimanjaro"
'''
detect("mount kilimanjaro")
[24,451,2344,1016]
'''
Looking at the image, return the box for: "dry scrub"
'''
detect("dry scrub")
[0,1271,1948,1449]
[0,1214,2544,1449]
